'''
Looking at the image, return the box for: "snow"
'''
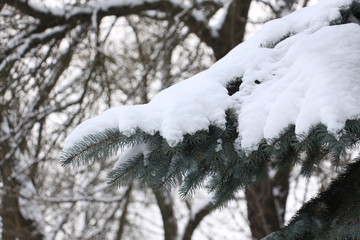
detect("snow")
[236,23,360,148]
[64,0,359,152]
[22,0,65,17]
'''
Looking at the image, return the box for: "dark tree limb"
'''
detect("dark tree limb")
[213,0,252,59]
[245,157,292,239]
[2,0,52,20]
[116,186,133,240]
[181,201,212,240]
[245,176,282,239]
[3,0,218,28]
[153,190,179,240]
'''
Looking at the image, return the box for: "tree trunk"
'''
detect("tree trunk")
[245,165,291,239]
[213,0,252,59]
[0,145,43,240]
[116,186,132,240]
[154,190,178,240]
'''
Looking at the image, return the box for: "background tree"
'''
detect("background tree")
[1,0,316,239]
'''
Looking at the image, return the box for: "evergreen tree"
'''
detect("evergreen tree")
[62,1,360,239]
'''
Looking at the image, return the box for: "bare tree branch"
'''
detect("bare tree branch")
[181,201,212,240]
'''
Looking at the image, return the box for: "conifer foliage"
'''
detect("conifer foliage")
[62,1,360,239]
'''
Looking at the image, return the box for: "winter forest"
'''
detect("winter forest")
[2,0,360,239]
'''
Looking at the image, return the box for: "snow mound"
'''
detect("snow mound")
[64,0,360,151]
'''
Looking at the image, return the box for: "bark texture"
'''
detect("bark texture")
[0,146,43,240]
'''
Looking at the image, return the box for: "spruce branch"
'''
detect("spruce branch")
[61,128,150,166]
[107,153,145,187]
[62,116,360,208]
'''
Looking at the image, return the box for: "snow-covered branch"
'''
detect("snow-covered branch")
[4,0,220,29]
[4,0,225,59]
[0,24,70,74]
[29,194,128,204]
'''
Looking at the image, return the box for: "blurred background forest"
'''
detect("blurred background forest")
[2,0,347,239]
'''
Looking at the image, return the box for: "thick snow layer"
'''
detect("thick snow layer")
[64,0,360,151]
[236,22,360,148]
